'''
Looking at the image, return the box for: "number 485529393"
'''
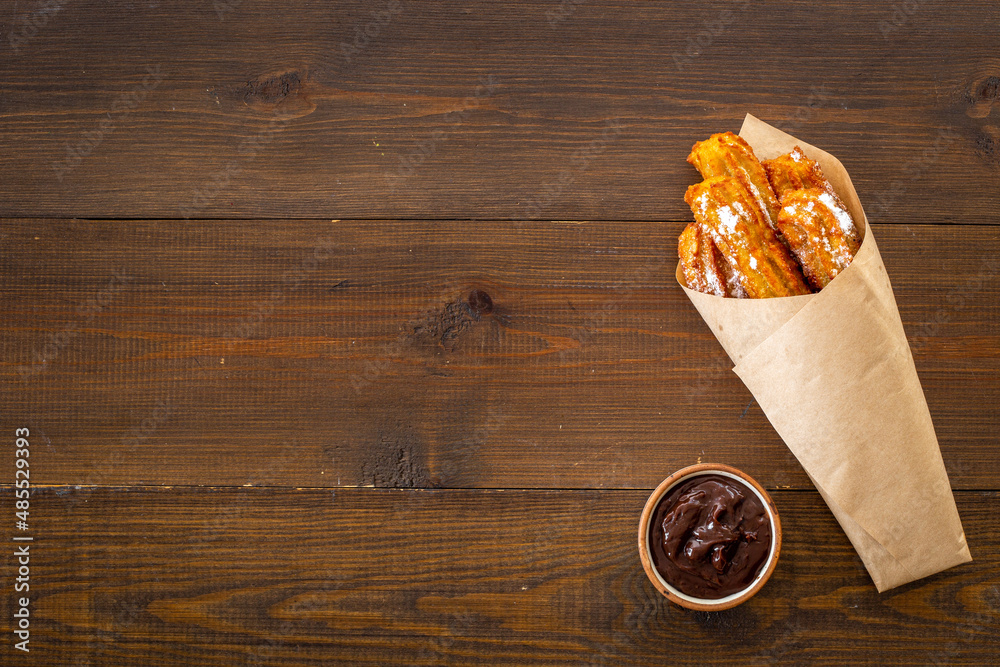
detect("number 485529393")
[15,428,30,529]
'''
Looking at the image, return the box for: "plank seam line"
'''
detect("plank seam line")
[0,217,992,226]
[10,484,997,493]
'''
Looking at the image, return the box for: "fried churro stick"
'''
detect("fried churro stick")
[762,146,839,201]
[685,177,811,298]
[776,188,861,290]
[678,222,748,298]
[678,222,725,297]
[715,239,748,299]
[687,132,782,231]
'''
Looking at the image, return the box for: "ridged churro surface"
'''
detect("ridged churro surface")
[678,222,725,297]
[776,187,861,289]
[688,132,781,230]
[677,222,747,297]
[763,146,838,201]
[685,177,811,298]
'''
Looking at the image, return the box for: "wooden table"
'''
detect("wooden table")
[2,1,998,664]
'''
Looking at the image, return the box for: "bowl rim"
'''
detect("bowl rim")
[637,463,782,612]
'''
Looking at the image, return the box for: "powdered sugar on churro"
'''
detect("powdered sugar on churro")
[694,192,710,218]
[717,204,740,234]
[818,192,856,235]
[704,257,724,294]
[745,181,771,221]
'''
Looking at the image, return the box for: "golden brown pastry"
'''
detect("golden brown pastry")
[678,222,747,298]
[715,240,748,299]
[687,132,782,231]
[678,222,725,297]
[775,188,861,290]
[685,177,811,298]
[762,146,839,201]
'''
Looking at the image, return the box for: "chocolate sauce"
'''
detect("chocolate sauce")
[648,474,771,599]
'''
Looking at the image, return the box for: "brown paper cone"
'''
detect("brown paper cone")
[676,114,972,592]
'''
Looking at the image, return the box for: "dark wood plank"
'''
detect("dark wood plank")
[1,0,998,221]
[0,487,995,665]
[3,220,997,490]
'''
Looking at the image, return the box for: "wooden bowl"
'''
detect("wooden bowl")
[637,463,781,611]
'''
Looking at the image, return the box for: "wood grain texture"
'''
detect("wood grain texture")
[1,0,998,221]
[3,220,998,490]
[2,1,998,663]
[0,487,995,665]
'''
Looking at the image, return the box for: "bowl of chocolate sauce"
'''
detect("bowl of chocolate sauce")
[638,463,781,611]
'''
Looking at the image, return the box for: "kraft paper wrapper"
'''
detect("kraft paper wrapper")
[676,114,972,592]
